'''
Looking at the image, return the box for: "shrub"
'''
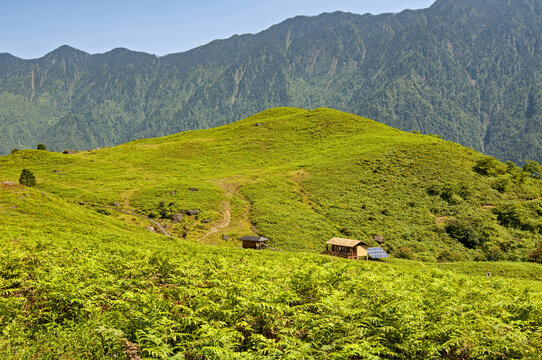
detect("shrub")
[527,244,542,263]
[494,204,522,228]
[505,160,517,173]
[427,184,441,196]
[158,200,179,219]
[96,208,111,216]
[484,245,506,261]
[523,160,541,178]
[37,143,47,150]
[491,177,510,193]
[11,148,19,154]
[395,246,416,260]
[445,220,480,249]
[437,249,464,262]
[473,156,504,176]
[158,200,168,219]
[441,182,471,204]
[19,169,36,187]
[493,203,542,232]
[473,252,488,261]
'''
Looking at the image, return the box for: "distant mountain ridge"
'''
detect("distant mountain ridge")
[1,0,541,163]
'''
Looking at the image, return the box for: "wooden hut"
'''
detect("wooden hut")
[239,236,269,249]
[323,237,369,260]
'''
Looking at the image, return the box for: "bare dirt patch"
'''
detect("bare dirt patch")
[290,170,312,207]
[435,216,447,224]
[198,200,231,241]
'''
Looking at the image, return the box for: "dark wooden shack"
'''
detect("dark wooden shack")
[239,235,269,249]
[322,237,369,260]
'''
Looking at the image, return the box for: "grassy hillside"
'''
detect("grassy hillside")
[0,184,541,358]
[1,108,541,262]
[1,108,541,358]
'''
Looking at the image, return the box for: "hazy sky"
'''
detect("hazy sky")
[1,0,435,59]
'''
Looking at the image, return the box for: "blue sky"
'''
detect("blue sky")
[1,0,435,59]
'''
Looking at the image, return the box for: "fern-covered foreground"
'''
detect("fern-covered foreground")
[1,185,541,359]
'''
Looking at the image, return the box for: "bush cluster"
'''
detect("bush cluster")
[18,168,36,187]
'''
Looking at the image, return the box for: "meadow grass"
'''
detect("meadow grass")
[1,107,540,260]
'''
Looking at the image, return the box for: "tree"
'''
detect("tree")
[473,156,504,176]
[11,148,19,154]
[19,169,36,187]
[523,160,541,178]
[37,143,47,150]
[445,220,480,249]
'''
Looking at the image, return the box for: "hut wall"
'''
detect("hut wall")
[357,246,368,257]
[243,241,255,249]
[243,241,264,249]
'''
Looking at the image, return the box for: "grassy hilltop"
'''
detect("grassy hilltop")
[2,0,542,164]
[0,108,542,358]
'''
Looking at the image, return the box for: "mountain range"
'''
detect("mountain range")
[0,0,541,163]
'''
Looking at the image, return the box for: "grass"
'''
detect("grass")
[1,107,540,259]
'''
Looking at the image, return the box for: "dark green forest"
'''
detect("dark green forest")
[0,0,541,163]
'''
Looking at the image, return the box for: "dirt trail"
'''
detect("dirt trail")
[198,200,231,241]
[197,179,258,241]
[290,170,312,207]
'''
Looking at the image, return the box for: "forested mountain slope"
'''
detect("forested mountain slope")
[1,0,541,163]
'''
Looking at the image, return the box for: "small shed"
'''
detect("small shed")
[239,235,269,249]
[323,237,369,260]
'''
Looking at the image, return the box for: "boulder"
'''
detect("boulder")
[255,122,263,126]
[170,190,177,195]
[222,234,229,240]
[112,202,121,207]
[146,226,155,232]
[172,213,184,222]
[373,235,384,244]
[185,209,200,216]
[188,187,199,192]
[202,218,210,223]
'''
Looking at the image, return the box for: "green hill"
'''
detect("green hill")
[1,0,542,163]
[0,108,541,358]
[1,108,541,261]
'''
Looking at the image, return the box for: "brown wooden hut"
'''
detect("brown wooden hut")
[239,236,269,249]
[323,238,369,260]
